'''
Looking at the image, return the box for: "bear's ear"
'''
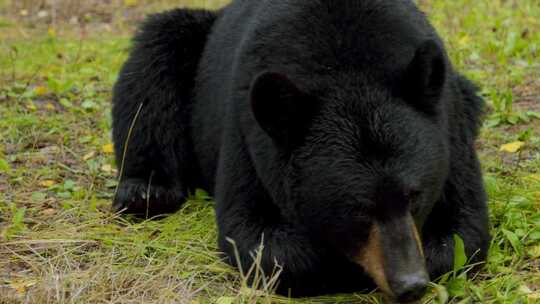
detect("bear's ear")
[402,40,447,114]
[250,71,310,144]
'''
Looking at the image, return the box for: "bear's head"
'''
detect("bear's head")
[250,39,450,302]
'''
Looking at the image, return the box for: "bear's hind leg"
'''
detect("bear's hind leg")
[111,9,217,217]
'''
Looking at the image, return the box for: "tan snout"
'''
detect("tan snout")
[355,224,393,294]
[355,214,428,302]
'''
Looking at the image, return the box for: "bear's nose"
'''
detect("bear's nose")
[392,272,429,303]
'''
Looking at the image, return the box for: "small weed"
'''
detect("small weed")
[485,89,540,128]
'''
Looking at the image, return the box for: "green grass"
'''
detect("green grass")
[1,0,539,303]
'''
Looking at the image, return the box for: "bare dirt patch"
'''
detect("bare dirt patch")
[514,67,540,112]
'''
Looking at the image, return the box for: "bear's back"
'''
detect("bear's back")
[198,0,443,101]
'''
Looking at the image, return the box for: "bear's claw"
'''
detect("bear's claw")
[112,178,183,217]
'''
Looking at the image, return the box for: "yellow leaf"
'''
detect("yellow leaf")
[526,174,540,182]
[529,245,540,258]
[458,35,470,47]
[101,164,114,173]
[102,144,114,154]
[123,0,138,7]
[499,141,525,153]
[39,180,56,187]
[47,27,56,38]
[26,102,37,111]
[35,86,47,96]
[46,102,55,110]
[9,279,37,295]
[42,208,57,216]
[83,151,96,161]
[11,282,26,294]
[533,192,540,210]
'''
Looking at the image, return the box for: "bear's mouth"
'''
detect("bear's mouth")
[354,213,429,302]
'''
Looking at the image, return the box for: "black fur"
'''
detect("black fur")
[111,0,490,297]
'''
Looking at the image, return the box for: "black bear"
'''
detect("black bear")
[111,0,490,301]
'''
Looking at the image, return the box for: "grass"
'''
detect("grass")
[0,0,539,303]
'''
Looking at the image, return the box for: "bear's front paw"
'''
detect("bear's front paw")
[112,178,184,217]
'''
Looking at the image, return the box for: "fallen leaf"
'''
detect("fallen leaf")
[529,245,540,258]
[47,27,56,39]
[9,279,37,295]
[26,102,37,111]
[458,35,470,47]
[533,193,540,211]
[42,208,57,216]
[83,151,96,161]
[45,102,55,110]
[499,141,525,153]
[529,292,540,300]
[35,86,47,96]
[101,164,115,174]
[124,0,138,7]
[526,174,540,182]
[39,180,56,187]
[102,144,114,154]
[11,282,26,294]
